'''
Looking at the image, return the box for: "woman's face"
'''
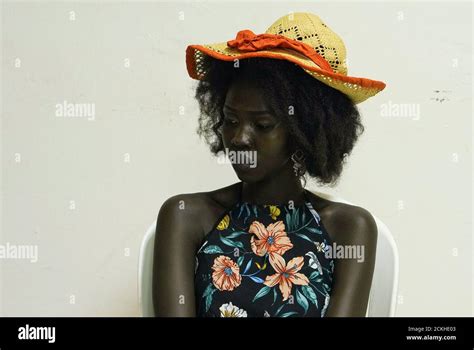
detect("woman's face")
[221,78,292,183]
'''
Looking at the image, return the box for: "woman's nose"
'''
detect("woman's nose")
[231,124,254,149]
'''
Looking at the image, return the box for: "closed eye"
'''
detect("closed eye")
[223,117,238,125]
[257,124,274,130]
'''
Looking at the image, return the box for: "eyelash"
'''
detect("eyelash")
[223,117,273,130]
[223,118,238,127]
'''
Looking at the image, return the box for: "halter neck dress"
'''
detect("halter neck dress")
[194,185,334,317]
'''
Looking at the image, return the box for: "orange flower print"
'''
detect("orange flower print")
[249,220,293,257]
[264,254,309,301]
[211,255,242,291]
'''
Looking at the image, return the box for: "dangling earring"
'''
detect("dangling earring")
[291,150,306,177]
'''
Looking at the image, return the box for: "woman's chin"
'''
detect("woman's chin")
[233,165,261,183]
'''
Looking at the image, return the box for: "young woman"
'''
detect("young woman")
[153,12,386,317]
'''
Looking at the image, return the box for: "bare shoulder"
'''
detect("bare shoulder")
[305,191,378,245]
[157,183,241,245]
[158,192,211,220]
[158,182,240,222]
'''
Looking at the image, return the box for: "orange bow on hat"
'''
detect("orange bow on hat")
[227,29,334,73]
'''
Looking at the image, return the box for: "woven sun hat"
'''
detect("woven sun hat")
[186,12,386,104]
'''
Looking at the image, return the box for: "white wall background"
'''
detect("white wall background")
[1,0,472,316]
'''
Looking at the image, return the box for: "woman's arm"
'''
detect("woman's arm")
[152,195,202,317]
[324,206,378,317]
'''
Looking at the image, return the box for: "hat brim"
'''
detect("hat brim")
[186,42,386,104]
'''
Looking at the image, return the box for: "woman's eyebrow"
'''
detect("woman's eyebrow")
[223,104,272,115]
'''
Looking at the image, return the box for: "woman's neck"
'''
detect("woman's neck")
[240,175,306,206]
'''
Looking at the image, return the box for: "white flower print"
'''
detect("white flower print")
[219,302,247,317]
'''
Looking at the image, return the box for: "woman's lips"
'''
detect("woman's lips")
[233,161,253,171]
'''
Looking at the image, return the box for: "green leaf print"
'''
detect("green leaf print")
[243,259,253,274]
[301,285,318,308]
[203,283,216,312]
[203,283,214,298]
[274,303,286,317]
[225,231,247,239]
[306,227,322,234]
[237,256,244,266]
[238,203,251,224]
[203,245,224,254]
[295,233,314,243]
[309,270,320,281]
[272,288,277,305]
[296,289,309,314]
[205,290,216,312]
[285,212,292,231]
[249,276,264,283]
[238,203,246,218]
[219,236,244,249]
[252,205,258,218]
[293,208,300,228]
[252,285,271,302]
[280,311,298,317]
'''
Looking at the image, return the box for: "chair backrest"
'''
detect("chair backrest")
[313,191,399,317]
[137,220,157,317]
[138,193,399,317]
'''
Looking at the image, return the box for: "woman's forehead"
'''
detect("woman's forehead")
[224,81,270,112]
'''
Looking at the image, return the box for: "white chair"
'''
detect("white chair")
[314,192,399,317]
[138,193,399,317]
[138,220,157,317]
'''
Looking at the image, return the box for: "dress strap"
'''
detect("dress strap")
[302,189,321,225]
[302,188,312,204]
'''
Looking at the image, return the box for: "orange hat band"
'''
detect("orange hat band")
[227,29,334,73]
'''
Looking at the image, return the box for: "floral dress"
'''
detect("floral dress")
[194,191,334,317]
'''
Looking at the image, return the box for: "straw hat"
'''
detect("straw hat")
[186,12,386,104]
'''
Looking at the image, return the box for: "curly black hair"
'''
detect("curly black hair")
[193,57,364,187]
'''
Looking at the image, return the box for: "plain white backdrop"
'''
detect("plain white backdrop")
[1,0,472,316]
